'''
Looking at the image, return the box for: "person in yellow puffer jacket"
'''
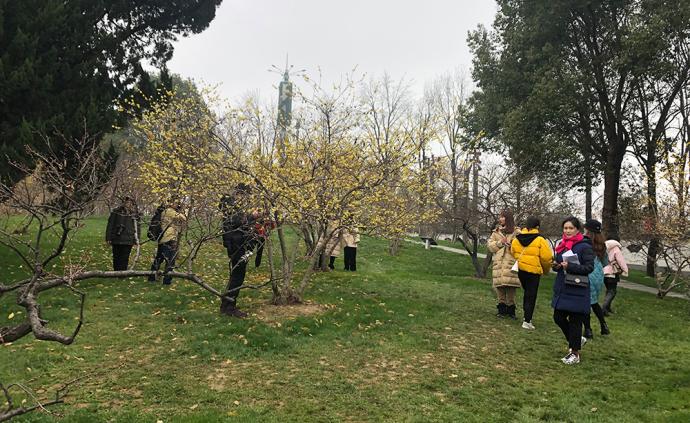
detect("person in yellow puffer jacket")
[511,216,553,330]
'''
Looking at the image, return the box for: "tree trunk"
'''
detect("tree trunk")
[645,148,659,277]
[514,175,523,218]
[601,142,626,241]
[481,252,493,279]
[470,253,486,278]
[388,238,401,255]
[584,153,593,220]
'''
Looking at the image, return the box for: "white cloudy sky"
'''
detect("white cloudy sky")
[167,0,497,102]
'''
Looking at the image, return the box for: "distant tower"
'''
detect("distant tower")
[277,60,293,159]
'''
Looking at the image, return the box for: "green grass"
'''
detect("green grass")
[2,218,690,422]
[624,269,660,290]
[623,269,689,295]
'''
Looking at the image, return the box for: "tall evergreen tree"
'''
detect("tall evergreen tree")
[0,0,223,185]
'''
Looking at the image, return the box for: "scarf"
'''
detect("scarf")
[555,232,584,254]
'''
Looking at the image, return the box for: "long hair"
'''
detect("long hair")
[500,209,515,234]
[589,231,607,261]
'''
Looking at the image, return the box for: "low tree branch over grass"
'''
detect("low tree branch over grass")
[0,131,261,420]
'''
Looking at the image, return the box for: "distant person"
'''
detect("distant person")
[511,216,553,329]
[602,238,629,315]
[582,219,610,338]
[105,196,140,271]
[253,209,275,268]
[552,216,594,365]
[342,226,360,271]
[487,210,521,319]
[219,184,258,318]
[148,199,186,285]
[317,220,341,270]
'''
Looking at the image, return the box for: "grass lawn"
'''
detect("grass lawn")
[2,217,690,422]
[623,268,690,296]
[624,269,660,290]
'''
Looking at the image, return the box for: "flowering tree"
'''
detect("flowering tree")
[129,75,438,304]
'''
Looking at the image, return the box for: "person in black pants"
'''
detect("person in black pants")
[552,216,595,365]
[148,201,186,285]
[342,227,359,271]
[219,185,258,318]
[602,239,628,315]
[510,216,553,329]
[105,196,140,271]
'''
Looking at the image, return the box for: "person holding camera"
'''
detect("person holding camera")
[551,216,595,365]
[219,184,258,318]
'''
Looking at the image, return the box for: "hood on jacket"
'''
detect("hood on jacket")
[578,237,593,247]
[516,228,540,247]
[605,239,622,250]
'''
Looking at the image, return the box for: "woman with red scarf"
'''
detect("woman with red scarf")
[551,216,595,365]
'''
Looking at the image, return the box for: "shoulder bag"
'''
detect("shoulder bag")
[564,272,589,287]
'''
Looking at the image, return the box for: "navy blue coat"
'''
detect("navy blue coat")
[551,238,595,314]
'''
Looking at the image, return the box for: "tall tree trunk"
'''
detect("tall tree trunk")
[471,150,480,214]
[584,154,592,220]
[514,174,523,218]
[451,159,459,242]
[601,142,626,241]
[645,158,659,277]
[389,238,401,255]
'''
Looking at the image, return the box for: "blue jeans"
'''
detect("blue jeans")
[150,241,178,284]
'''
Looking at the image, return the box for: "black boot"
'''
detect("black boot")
[601,322,610,335]
[496,303,507,317]
[584,327,594,339]
[507,304,517,320]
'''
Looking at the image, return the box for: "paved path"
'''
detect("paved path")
[405,239,688,300]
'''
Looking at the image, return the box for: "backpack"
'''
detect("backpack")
[147,205,166,241]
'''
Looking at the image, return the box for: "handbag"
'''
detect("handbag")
[511,247,524,274]
[564,272,589,287]
[611,260,623,275]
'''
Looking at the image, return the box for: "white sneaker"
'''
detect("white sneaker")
[522,321,536,330]
[581,336,587,347]
[561,349,572,363]
[562,353,580,365]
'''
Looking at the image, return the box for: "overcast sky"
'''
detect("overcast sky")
[168,0,497,102]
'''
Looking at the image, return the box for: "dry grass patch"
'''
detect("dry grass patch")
[252,301,334,324]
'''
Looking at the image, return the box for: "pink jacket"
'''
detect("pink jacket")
[603,240,629,277]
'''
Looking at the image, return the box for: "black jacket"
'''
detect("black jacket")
[221,201,257,250]
[106,206,140,245]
